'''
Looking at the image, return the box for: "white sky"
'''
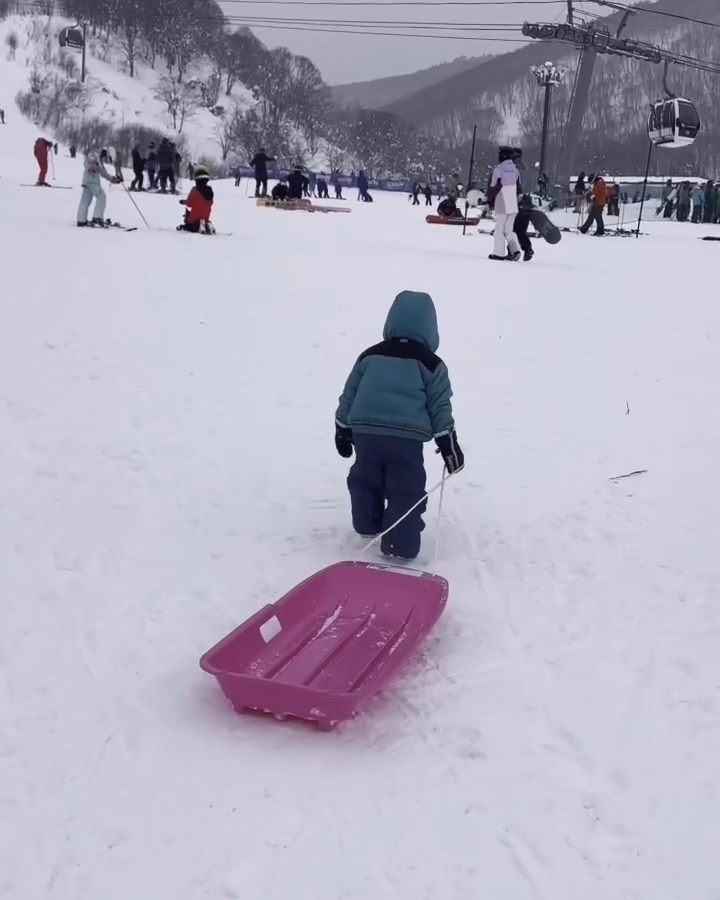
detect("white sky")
[219,0,644,83]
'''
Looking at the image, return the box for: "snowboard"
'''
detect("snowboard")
[529,209,562,244]
[256,197,351,214]
[426,214,479,226]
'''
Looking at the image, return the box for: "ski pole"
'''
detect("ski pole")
[361,473,452,555]
[122,181,151,229]
[50,152,56,182]
[434,468,447,561]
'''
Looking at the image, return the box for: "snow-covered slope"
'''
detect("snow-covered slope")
[2,116,720,900]
[0,13,252,164]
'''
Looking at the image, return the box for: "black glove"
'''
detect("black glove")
[335,423,353,459]
[435,430,464,474]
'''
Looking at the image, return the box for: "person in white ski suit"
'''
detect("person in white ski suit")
[76,149,119,226]
[488,147,521,261]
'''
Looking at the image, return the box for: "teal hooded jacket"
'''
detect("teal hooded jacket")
[336,291,455,442]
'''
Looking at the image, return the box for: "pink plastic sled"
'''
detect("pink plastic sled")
[200,561,448,730]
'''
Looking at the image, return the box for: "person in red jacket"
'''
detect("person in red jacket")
[177,165,215,234]
[34,137,53,186]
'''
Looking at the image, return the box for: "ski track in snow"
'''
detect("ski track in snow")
[2,126,720,899]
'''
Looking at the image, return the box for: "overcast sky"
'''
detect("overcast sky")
[219,0,642,84]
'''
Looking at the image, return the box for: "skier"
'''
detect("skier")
[0,108,5,124]
[156,138,176,193]
[487,146,521,261]
[308,172,317,198]
[316,175,329,199]
[177,165,215,234]
[146,143,157,190]
[76,148,121,227]
[33,137,53,186]
[357,170,372,202]
[331,171,344,200]
[573,172,586,212]
[423,182,433,206]
[271,179,290,202]
[579,174,607,235]
[172,144,182,190]
[287,166,305,200]
[334,290,464,560]
[130,145,145,191]
[250,148,276,197]
[411,181,420,205]
[230,165,241,188]
[691,183,704,223]
[69,144,77,159]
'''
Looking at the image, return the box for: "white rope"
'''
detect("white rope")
[360,473,451,555]
[434,468,447,561]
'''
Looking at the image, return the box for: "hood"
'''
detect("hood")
[383,291,439,352]
[495,159,518,177]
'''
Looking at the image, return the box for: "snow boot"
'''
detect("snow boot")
[507,250,521,262]
[523,248,534,262]
[488,254,507,261]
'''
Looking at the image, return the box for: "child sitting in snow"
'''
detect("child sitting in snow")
[177,165,215,234]
[335,290,464,560]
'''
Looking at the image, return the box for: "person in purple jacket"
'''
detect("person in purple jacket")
[487,146,521,261]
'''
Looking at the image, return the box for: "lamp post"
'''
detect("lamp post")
[530,61,565,194]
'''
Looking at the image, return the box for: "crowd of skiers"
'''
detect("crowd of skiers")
[659,178,720,224]
[129,137,186,193]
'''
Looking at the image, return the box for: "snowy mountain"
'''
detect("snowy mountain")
[381,0,720,176]
[331,56,489,111]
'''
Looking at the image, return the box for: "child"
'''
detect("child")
[177,165,215,234]
[335,290,464,560]
[76,149,121,226]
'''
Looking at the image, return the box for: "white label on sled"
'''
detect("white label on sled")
[260,616,282,642]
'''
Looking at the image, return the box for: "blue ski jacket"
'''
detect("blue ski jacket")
[336,291,455,442]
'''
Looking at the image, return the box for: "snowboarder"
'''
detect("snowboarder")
[487,146,521,261]
[33,137,53,186]
[177,165,215,234]
[335,290,464,561]
[250,148,276,197]
[156,138,176,193]
[443,173,461,198]
[271,179,290,202]
[287,166,305,200]
[436,196,462,219]
[146,143,157,190]
[76,148,121,226]
[579,175,607,236]
[130,145,145,191]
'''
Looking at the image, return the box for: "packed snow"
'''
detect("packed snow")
[2,130,720,900]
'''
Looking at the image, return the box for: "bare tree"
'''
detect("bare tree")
[154,75,200,132]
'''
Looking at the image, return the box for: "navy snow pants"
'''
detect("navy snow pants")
[348,433,427,560]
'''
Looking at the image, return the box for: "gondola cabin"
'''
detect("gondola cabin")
[648,98,700,148]
[58,26,84,50]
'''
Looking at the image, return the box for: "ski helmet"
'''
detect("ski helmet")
[194,165,211,180]
[498,146,514,162]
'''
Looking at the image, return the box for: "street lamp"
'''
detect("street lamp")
[530,61,566,194]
